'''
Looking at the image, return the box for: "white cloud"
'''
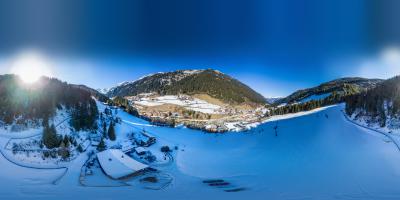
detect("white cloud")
[359,47,400,79]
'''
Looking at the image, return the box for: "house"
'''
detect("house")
[121,141,135,152]
[97,149,149,179]
[171,112,180,118]
[134,147,147,155]
[91,141,100,147]
[134,130,156,147]
[89,133,102,141]
[79,140,91,151]
[141,131,156,147]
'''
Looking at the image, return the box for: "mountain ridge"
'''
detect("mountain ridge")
[106,69,267,105]
[276,77,383,105]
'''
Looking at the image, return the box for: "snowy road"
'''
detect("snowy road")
[122,120,156,128]
[342,110,400,152]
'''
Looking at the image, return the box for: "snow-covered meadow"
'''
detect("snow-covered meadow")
[1,103,400,199]
[131,95,222,114]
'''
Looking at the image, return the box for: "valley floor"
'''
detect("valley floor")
[1,104,400,200]
[126,94,268,132]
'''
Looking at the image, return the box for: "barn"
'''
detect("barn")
[97,149,149,179]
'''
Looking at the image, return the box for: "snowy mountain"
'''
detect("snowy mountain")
[97,88,110,95]
[277,77,382,105]
[106,69,267,105]
[265,97,283,104]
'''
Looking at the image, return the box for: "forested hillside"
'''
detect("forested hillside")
[107,69,266,105]
[71,84,109,103]
[345,76,400,128]
[277,77,382,104]
[0,75,98,131]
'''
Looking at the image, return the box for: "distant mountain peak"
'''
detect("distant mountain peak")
[97,88,109,94]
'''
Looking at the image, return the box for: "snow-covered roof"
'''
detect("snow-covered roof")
[80,140,91,150]
[134,147,147,154]
[97,149,148,179]
[121,141,135,152]
[141,131,155,138]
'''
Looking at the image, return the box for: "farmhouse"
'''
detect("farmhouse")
[134,147,147,155]
[121,141,135,152]
[135,130,156,147]
[79,140,91,151]
[97,149,149,179]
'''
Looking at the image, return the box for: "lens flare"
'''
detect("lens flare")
[10,50,53,83]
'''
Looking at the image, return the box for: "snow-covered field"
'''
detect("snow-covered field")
[131,95,222,114]
[1,104,400,199]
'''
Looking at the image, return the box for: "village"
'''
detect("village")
[125,93,269,132]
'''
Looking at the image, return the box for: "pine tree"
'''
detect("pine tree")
[108,122,116,141]
[102,122,107,137]
[58,148,70,160]
[77,144,84,153]
[60,141,66,148]
[97,138,106,152]
[42,124,60,149]
[63,135,70,147]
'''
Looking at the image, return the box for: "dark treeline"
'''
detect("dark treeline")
[277,78,382,105]
[109,96,139,116]
[110,96,129,108]
[0,75,98,131]
[268,91,346,116]
[70,99,98,131]
[345,76,400,127]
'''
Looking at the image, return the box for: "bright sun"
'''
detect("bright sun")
[10,51,52,83]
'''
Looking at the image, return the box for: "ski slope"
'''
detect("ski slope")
[1,104,400,199]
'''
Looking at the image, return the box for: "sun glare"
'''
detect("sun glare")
[10,51,52,83]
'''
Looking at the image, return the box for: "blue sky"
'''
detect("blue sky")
[0,1,400,97]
